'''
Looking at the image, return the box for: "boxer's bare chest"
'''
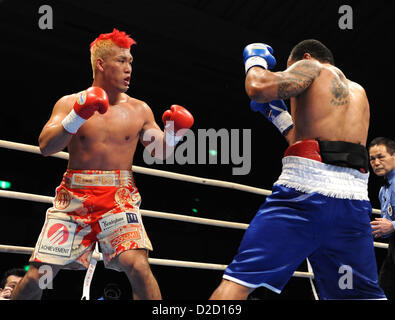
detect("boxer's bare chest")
[76,103,144,145]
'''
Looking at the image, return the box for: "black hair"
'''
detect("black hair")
[369,137,395,155]
[0,268,26,288]
[290,39,335,65]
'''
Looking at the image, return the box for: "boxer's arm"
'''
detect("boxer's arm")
[283,126,296,145]
[140,103,194,160]
[38,95,76,156]
[139,102,168,160]
[245,59,322,103]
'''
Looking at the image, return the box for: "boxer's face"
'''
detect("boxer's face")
[0,275,23,299]
[101,46,133,92]
[369,144,395,177]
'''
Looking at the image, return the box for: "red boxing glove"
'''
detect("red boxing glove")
[162,105,194,146]
[162,105,194,130]
[62,87,109,134]
[74,86,109,119]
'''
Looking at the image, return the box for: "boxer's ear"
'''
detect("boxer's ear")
[96,58,105,73]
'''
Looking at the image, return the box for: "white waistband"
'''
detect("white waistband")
[274,156,369,200]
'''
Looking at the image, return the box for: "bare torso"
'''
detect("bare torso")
[39,92,159,170]
[288,63,369,146]
[245,60,370,147]
[68,95,144,170]
[68,93,150,170]
[67,94,143,169]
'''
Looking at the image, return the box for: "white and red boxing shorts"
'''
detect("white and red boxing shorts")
[30,170,153,271]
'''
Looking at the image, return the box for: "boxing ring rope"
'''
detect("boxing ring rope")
[0,189,387,249]
[0,140,271,197]
[0,140,387,299]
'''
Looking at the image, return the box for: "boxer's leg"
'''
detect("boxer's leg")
[112,249,161,300]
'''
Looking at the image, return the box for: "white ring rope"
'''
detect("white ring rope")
[0,244,313,278]
[0,139,381,213]
[0,139,387,298]
[0,189,248,230]
[0,140,271,197]
[0,189,387,249]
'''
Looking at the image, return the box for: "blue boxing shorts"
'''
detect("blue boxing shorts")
[223,150,385,299]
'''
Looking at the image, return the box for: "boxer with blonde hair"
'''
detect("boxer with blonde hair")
[12,28,193,300]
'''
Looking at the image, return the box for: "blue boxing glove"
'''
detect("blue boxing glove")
[250,99,293,135]
[243,43,276,73]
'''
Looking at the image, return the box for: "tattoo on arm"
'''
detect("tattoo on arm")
[277,60,322,99]
[330,71,349,106]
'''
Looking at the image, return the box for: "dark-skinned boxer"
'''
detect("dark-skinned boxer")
[210,40,385,300]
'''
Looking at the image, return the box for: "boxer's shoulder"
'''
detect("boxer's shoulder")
[120,94,148,110]
[117,94,155,124]
[51,93,79,114]
[285,59,323,76]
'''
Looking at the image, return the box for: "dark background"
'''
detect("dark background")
[0,0,393,300]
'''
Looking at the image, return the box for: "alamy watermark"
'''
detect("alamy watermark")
[338,5,353,30]
[338,265,353,290]
[142,123,252,175]
[38,5,53,30]
[37,4,354,32]
[38,265,53,290]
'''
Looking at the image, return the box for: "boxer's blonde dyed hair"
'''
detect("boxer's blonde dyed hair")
[90,28,136,79]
